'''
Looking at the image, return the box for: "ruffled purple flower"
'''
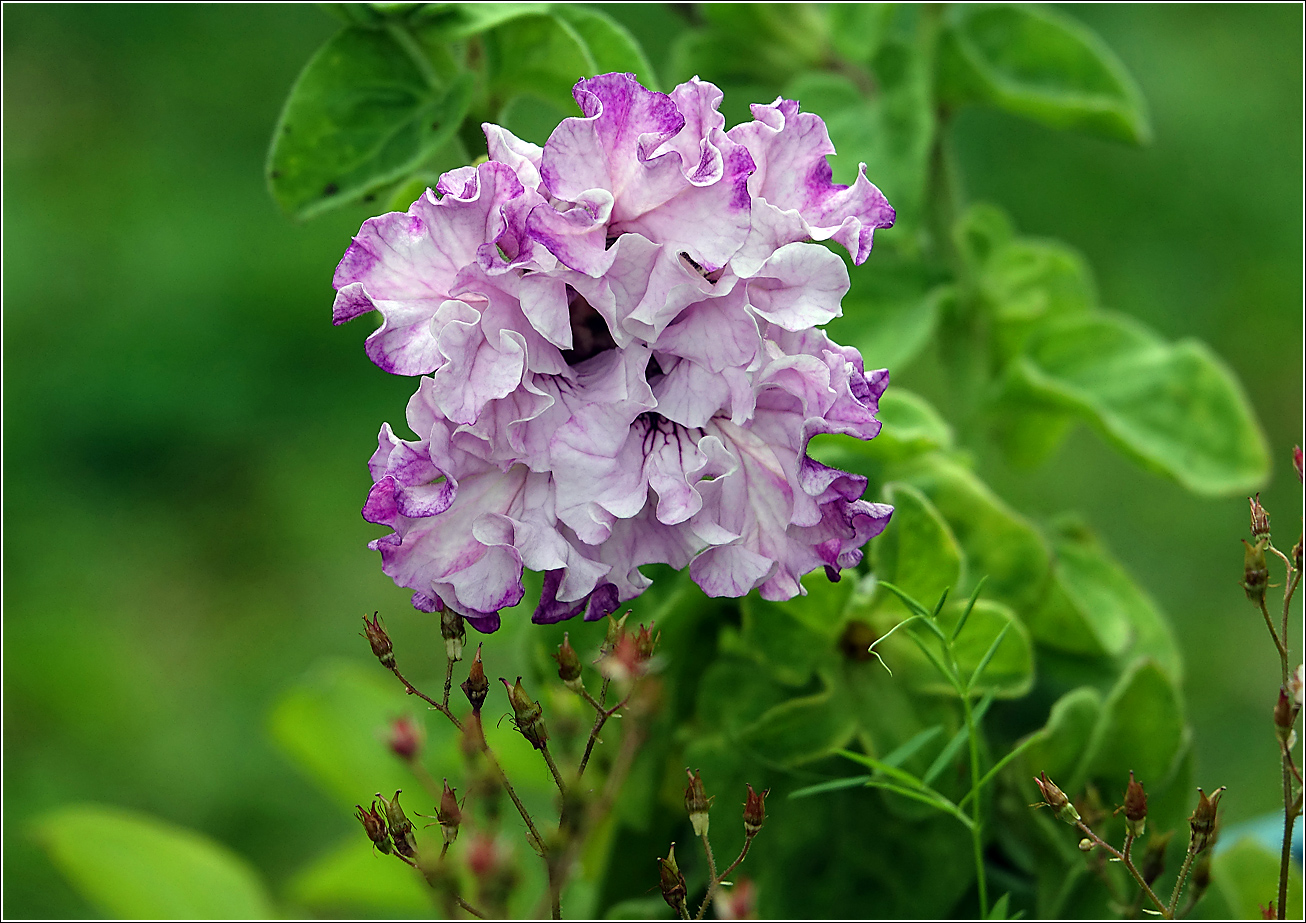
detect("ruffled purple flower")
[336,73,896,629]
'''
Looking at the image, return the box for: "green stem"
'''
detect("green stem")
[541,742,567,798]
[1259,597,1288,681]
[960,691,988,917]
[694,833,719,921]
[1167,841,1198,917]
[1279,744,1296,921]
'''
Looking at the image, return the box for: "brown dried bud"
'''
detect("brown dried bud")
[657,843,687,916]
[388,716,423,761]
[362,612,395,671]
[376,790,418,858]
[355,801,392,854]
[1123,771,1148,837]
[1243,539,1269,603]
[437,779,462,845]
[743,783,768,838]
[1249,493,1271,543]
[1033,771,1081,825]
[1188,786,1225,854]
[461,644,488,711]
[1141,830,1173,886]
[441,610,467,662]
[685,769,713,837]
[553,633,583,690]
[501,676,548,750]
[599,632,644,683]
[634,622,660,662]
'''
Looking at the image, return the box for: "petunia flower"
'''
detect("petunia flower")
[335,72,896,630]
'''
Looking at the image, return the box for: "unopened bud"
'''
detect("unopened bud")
[1123,771,1148,838]
[441,610,466,662]
[1242,539,1269,603]
[1188,786,1225,854]
[601,612,629,656]
[634,622,660,662]
[657,844,687,916]
[437,779,461,845]
[1033,771,1081,825]
[684,769,713,837]
[1294,445,1304,484]
[388,715,422,761]
[599,632,644,683]
[1142,830,1173,885]
[1274,687,1299,746]
[461,644,488,711]
[376,790,418,858]
[743,783,768,838]
[355,801,392,854]
[501,676,548,750]
[1249,493,1271,543]
[1078,838,1094,852]
[362,612,395,670]
[553,633,583,691]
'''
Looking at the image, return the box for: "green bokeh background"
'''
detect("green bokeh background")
[3,4,1301,918]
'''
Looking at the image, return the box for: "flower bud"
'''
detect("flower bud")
[599,632,644,683]
[743,783,768,838]
[601,612,629,656]
[1033,771,1081,825]
[553,633,583,691]
[501,676,548,750]
[461,644,488,711]
[1294,445,1304,484]
[355,801,393,854]
[437,779,462,845]
[376,790,418,858]
[441,610,467,662]
[1274,687,1299,746]
[1188,786,1225,854]
[634,622,660,662]
[362,612,395,670]
[1078,838,1094,852]
[388,716,422,761]
[1242,539,1269,603]
[685,769,713,837]
[1142,830,1173,885]
[657,843,687,916]
[1123,771,1148,838]
[1249,493,1271,543]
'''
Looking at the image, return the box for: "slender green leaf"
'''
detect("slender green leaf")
[834,749,929,789]
[881,725,946,769]
[941,600,1034,698]
[923,691,995,786]
[863,780,975,829]
[267,27,473,219]
[872,483,966,621]
[958,729,1048,809]
[967,621,1012,691]
[903,623,962,689]
[939,3,1151,144]
[32,804,275,919]
[788,775,874,799]
[950,576,988,642]
[1012,311,1270,496]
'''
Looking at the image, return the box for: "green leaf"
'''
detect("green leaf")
[871,482,965,619]
[835,748,931,790]
[982,237,1097,362]
[740,590,833,687]
[1209,836,1303,920]
[922,691,994,786]
[267,27,473,219]
[830,255,946,375]
[788,774,874,800]
[902,453,1051,614]
[551,5,659,90]
[668,5,828,93]
[32,804,275,919]
[286,835,429,915]
[946,600,1033,698]
[1019,686,1101,785]
[807,388,954,475]
[1077,658,1185,790]
[939,3,1151,145]
[1012,311,1270,495]
[738,688,859,766]
[483,13,594,113]
[863,779,974,829]
[410,2,550,40]
[827,4,896,65]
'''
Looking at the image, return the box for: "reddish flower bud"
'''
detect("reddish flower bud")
[1188,786,1225,854]
[553,633,583,690]
[388,715,423,761]
[1242,539,1269,603]
[441,610,467,662]
[1033,771,1081,825]
[461,644,488,711]
[685,769,713,837]
[657,843,687,916]
[437,778,462,845]
[355,801,393,854]
[1249,493,1271,543]
[1123,771,1147,837]
[599,632,644,683]
[743,783,768,838]
[376,790,418,858]
[466,832,500,879]
[634,622,660,662]
[362,612,395,670]
[501,676,548,750]
[1294,445,1304,483]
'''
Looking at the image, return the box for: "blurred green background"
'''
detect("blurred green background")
[3,4,1301,917]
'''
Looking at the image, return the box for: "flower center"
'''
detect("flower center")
[562,288,617,365]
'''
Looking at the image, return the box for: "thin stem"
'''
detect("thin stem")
[1076,822,1171,919]
[960,690,988,916]
[391,667,463,731]
[1279,741,1297,921]
[1258,597,1288,670]
[394,852,487,919]
[541,742,567,797]
[694,833,718,921]
[715,835,754,887]
[442,659,455,710]
[578,690,633,779]
[479,742,546,857]
[1167,841,1198,917]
